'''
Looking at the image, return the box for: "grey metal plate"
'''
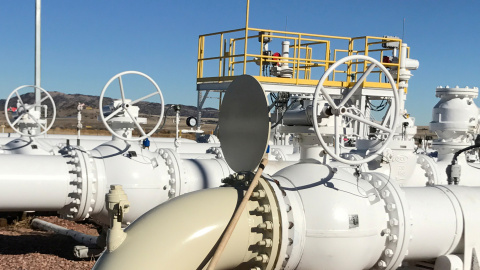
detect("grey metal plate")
[219,75,270,172]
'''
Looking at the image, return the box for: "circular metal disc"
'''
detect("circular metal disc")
[219,75,270,172]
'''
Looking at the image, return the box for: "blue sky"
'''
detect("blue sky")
[1,0,479,125]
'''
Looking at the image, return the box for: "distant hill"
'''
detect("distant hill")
[0,91,218,118]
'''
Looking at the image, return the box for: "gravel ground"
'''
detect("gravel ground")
[0,216,100,270]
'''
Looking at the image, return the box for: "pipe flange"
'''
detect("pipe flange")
[416,155,438,186]
[59,147,98,221]
[158,148,181,198]
[81,150,99,220]
[245,177,283,270]
[362,172,411,270]
[206,147,224,159]
[435,85,479,99]
[61,147,83,220]
[266,176,303,270]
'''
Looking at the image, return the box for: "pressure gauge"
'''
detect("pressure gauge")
[186,116,197,127]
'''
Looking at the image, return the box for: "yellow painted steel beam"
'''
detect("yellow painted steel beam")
[199,28,245,38]
[243,0,250,74]
[197,76,237,83]
[248,27,352,41]
[219,33,224,77]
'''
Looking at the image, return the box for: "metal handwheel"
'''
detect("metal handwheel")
[311,55,399,165]
[99,71,165,141]
[4,85,56,137]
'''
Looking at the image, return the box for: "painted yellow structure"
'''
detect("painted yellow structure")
[197,28,408,90]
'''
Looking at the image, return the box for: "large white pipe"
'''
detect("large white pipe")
[0,140,233,224]
[0,155,72,210]
[0,133,198,143]
[403,186,463,261]
[181,158,231,192]
[93,163,480,269]
[273,163,387,269]
[0,137,295,229]
[0,136,218,157]
[274,168,480,268]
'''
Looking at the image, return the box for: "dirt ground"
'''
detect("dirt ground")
[0,216,99,270]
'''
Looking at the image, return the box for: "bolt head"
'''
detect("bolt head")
[378,260,387,267]
[387,203,397,212]
[384,249,394,257]
[389,218,399,226]
[389,234,398,242]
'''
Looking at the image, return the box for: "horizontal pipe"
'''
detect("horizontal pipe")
[403,186,464,260]
[0,133,197,142]
[180,158,232,193]
[0,134,200,153]
[0,155,72,211]
[31,218,98,246]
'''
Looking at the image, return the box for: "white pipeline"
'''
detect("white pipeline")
[0,155,72,211]
[0,140,237,226]
[93,163,480,269]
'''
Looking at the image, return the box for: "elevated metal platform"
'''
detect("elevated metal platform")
[195,25,409,127]
[198,81,395,97]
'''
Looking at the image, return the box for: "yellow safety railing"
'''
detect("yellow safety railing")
[197,27,405,89]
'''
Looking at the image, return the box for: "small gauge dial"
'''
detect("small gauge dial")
[186,116,197,127]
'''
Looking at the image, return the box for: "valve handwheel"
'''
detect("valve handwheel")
[312,55,399,165]
[99,71,165,141]
[4,85,57,137]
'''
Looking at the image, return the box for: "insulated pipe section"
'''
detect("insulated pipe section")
[0,155,72,211]
[93,184,282,270]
